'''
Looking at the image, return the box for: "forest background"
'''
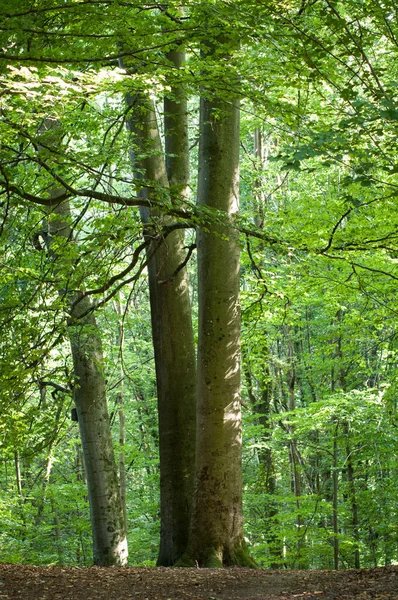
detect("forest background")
[1,0,398,572]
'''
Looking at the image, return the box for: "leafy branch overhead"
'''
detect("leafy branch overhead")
[1,0,398,573]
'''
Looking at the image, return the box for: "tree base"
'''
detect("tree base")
[231,543,258,569]
[175,541,257,569]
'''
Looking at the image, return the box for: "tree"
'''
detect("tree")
[123,41,197,563]
[176,28,254,565]
[39,119,128,567]
[1,0,398,570]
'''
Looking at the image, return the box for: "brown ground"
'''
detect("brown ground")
[0,564,397,599]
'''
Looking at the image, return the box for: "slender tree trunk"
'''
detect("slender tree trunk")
[123,52,196,565]
[285,329,308,568]
[75,443,86,484]
[330,341,340,570]
[336,317,359,568]
[245,128,280,566]
[68,291,128,566]
[40,116,128,565]
[51,497,63,564]
[253,127,266,226]
[119,394,127,533]
[332,422,339,570]
[35,403,63,526]
[14,449,27,539]
[179,82,254,567]
[344,424,360,569]
[245,357,282,568]
[164,48,190,204]
[14,449,23,499]
[74,443,86,564]
[114,299,127,532]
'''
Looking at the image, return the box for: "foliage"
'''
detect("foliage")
[0,0,397,568]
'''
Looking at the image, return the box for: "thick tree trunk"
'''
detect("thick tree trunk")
[179,92,254,568]
[124,67,196,565]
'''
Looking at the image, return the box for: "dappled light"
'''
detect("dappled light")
[0,0,397,580]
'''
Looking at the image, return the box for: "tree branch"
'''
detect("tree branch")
[158,242,197,284]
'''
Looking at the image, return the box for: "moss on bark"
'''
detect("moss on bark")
[230,541,258,568]
[175,541,257,569]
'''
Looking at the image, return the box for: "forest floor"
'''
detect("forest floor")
[0,564,397,599]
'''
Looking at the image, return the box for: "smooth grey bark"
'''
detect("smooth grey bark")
[164,49,190,203]
[14,450,23,499]
[68,289,128,566]
[114,299,127,533]
[123,54,196,565]
[40,117,128,565]
[179,92,254,567]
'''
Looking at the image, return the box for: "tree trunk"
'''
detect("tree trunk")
[285,329,307,568]
[114,299,127,533]
[35,403,63,526]
[332,422,339,570]
[336,318,359,568]
[124,61,196,565]
[68,291,128,566]
[14,449,23,499]
[40,118,128,565]
[244,128,280,566]
[51,496,63,564]
[343,424,360,569]
[179,86,254,567]
[243,348,281,568]
[164,48,190,204]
